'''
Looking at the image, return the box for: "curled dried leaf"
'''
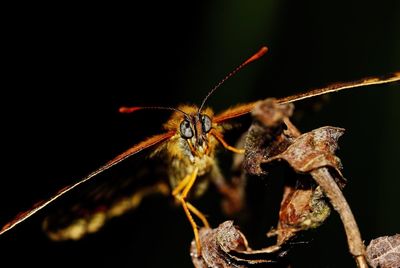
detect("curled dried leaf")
[366,234,400,268]
[269,183,331,245]
[191,221,285,268]
[251,98,294,128]
[262,126,346,188]
[244,99,295,176]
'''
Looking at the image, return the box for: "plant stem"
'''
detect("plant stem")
[311,168,368,268]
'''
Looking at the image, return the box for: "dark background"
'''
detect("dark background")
[1,2,399,267]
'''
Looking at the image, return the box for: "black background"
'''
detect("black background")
[1,2,399,267]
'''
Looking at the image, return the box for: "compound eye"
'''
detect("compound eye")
[180,120,194,139]
[201,114,212,133]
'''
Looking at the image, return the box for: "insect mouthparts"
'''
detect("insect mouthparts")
[197,138,203,146]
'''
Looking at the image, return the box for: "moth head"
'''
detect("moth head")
[180,113,212,146]
[174,105,215,157]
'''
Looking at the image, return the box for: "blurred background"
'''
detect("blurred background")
[1,1,399,267]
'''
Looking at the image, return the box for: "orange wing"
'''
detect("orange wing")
[276,71,400,104]
[213,102,258,123]
[213,72,400,123]
[0,131,175,236]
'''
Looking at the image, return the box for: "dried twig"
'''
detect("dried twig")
[244,99,368,267]
[311,168,367,267]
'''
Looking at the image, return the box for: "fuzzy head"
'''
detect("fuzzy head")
[163,105,217,160]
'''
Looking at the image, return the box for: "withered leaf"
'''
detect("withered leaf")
[366,234,400,268]
[251,98,294,128]
[269,184,331,245]
[262,126,346,188]
[191,221,285,268]
[244,99,295,176]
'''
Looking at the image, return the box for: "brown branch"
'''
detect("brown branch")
[310,168,368,268]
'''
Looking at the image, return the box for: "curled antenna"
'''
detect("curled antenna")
[198,46,269,113]
[119,106,189,118]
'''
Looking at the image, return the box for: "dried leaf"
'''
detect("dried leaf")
[251,98,294,128]
[244,99,295,176]
[191,221,285,268]
[262,126,346,188]
[366,234,400,268]
[269,183,331,245]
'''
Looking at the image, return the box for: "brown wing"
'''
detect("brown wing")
[213,72,400,123]
[213,102,258,123]
[0,131,175,236]
[276,72,400,104]
[42,156,170,241]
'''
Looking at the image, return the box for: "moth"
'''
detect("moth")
[0,46,398,256]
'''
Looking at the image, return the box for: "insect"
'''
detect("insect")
[0,46,399,256]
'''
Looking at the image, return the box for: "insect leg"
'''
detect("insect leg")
[171,172,193,196]
[179,200,201,255]
[186,202,210,228]
[172,167,205,255]
[210,129,245,154]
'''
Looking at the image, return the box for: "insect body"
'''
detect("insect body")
[0,46,269,256]
[121,104,245,254]
[0,46,399,257]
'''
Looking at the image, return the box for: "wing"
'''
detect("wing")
[42,154,170,241]
[0,131,175,236]
[213,102,258,123]
[276,71,400,104]
[213,72,400,123]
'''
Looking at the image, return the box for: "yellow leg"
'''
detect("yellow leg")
[172,172,192,196]
[187,202,210,228]
[181,168,199,198]
[172,167,208,256]
[179,198,201,255]
[211,129,245,154]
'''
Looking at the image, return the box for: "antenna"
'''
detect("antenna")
[119,106,189,118]
[198,46,268,113]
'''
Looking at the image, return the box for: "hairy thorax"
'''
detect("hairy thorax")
[166,133,218,197]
